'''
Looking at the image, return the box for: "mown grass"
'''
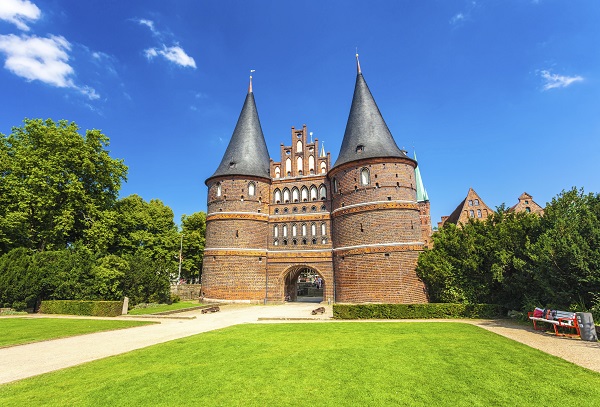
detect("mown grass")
[1,322,599,406]
[0,318,154,347]
[127,301,200,315]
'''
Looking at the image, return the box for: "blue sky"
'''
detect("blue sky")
[1,1,599,226]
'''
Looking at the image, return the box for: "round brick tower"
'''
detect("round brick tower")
[202,78,271,302]
[329,57,428,303]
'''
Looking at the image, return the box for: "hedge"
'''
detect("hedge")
[39,300,124,317]
[333,303,505,319]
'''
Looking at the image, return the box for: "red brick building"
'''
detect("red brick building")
[202,60,430,304]
[438,188,493,228]
[509,192,544,215]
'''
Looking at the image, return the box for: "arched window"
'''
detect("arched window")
[321,237,327,244]
[283,188,290,203]
[274,225,279,238]
[216,182,222,197]
[311,223,316,236]
[302,224,307,236]
[469,210,474,217]
[360,168,370,186]
[292,224,297,237]
[333,178,338,193]
[474,199,480,206]
[319,184,327,200]
[301,186,308,202]
[321,223,326,235]
[477,209,482,218]
[309,155,315,172]
[274,166,281,178]
[297,140,302,151]
[274,189,281,204]
[320,162,327,174]
[285,158,292,176]
[283,225,288,238]
[297,156,303,175]
[274,239,278,246]
[248,182,255,196]
[292,187,299,202]
[310,185,318,201]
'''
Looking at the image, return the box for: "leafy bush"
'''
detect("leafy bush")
[333,303,505,319]
[40,300,123,317]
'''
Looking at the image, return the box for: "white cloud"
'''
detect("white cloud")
[0,34,99,99]
[145,45,196,68]
[539,70,583,90]
[0,0,40,31]
[136,18,157,35]
[450,13,465,25]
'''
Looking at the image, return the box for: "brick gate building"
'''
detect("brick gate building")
[202,59,430,304]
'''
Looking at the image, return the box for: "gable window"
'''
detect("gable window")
[285,158,292,176]
[297,140,302,151]
[297,156,303,175]
[360,168,370,186]
[468,200,473,206]
[474,199,479,206]
[469,210,474,217]
[477,209,482,218]
[320,162,327,174]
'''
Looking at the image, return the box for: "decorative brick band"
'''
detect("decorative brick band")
[206,212,269,222]
[269,213,330,222]
[204,248,267,257]
[332,201,419,217]
[334,242,424,257]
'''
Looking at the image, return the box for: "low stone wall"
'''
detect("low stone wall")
[170,284,202,301]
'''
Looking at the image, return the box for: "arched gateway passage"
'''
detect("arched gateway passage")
[283,266,325,303]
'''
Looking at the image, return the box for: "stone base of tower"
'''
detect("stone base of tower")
[201,254,267,301]
[333,250,428,303]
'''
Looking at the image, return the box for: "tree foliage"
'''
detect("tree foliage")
[0,119,128,253]
[180,212,206,283]
[417,188,600,312]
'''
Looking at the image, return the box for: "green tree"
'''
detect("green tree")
[529,188,600,309]
[0,119,127,253]
[180,212,206,283]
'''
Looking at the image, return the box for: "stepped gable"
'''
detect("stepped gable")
[333,57,410,169]
[509,192,544,215]
[206,81,270,183]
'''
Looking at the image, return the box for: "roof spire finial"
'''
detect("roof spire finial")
[249,69,255,93]
[355,48,361,74]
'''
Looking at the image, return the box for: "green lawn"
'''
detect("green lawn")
[0,318,154,348]
[1,322,600,406]
[127,301,200,315]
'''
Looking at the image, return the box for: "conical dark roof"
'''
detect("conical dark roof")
[206,90,271,183]
[333,72,409,169]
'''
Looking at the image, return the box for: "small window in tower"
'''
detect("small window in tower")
[525,200,529,204]
[216,183,222,197]
[285,150,291,155]
[248,182,255,196]
[356,144,365,153]
[360,168,370,185]
[297,140,303,151]
[333,178,338,193]
[229,161,236,168]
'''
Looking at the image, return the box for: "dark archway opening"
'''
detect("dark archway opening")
[284,267,324,303]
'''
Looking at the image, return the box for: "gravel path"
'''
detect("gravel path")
[1,304,598,385]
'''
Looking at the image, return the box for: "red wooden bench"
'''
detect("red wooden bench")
[528,308,580,337]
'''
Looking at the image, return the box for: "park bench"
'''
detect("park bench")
[201,306,220,314]
[528,308,580,337]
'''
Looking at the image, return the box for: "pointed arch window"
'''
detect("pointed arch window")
[297,140,303,152]
[274,225,279,237]
[285,158,292,176]
[274,189,281,204]
[283,188,290,203]
[319,184,327,200]
[248,182,255,196]
[283,225,288,238]
[302,224,307,236]
[321,223,326,235]
[292,224,297,237]
[301,186,308,202]
[292,187,299,202]
[333,178,338,193]
[309,155,315,172]
[320,162,327,174]
[310,185,318,201]
[360,168,370,186]
[216,182,222,197]
[297,156,303,175]
[275,166,281,178]
[311,223,316,236]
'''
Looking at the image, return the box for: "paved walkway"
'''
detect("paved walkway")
[1,304,599,385]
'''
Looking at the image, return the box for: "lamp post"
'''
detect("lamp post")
[177,234,183,285]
